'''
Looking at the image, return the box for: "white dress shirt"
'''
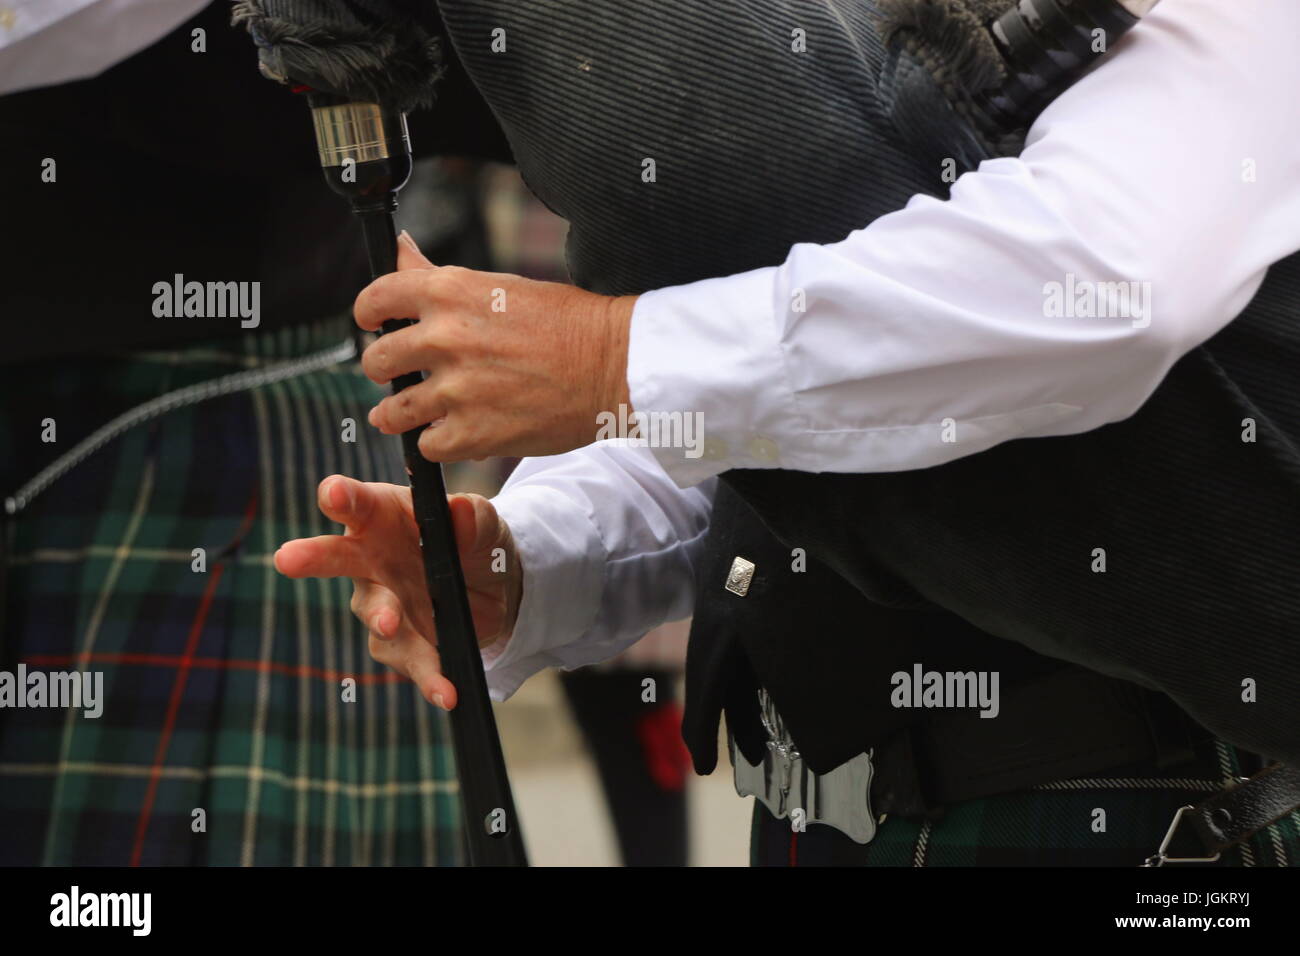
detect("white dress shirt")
[487,0,1300,699]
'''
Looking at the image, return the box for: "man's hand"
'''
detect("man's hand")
[354,232,635,463]
[273,475,522,710]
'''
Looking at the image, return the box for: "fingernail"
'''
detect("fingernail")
[371,615,387,638]
[398,229,419,251]
[368,406,380,427]
[431,693,446,710]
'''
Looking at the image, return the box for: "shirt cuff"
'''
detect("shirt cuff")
[626,265,807,488]
[482,483,607,700]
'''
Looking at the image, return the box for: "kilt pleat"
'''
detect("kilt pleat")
[0,319,463,866]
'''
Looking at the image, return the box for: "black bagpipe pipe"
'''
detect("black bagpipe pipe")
[302,91,526,866]
[232,0,524,864]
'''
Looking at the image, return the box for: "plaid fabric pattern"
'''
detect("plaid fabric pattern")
[750,741,1300,867]
[0,319,462,866]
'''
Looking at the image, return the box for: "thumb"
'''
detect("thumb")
[448,493,500,557]
[396,230,436,271]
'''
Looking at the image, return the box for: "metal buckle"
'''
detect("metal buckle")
[731,688,877,844]
[1141,805,1221,867]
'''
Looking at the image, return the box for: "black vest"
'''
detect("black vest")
[443,1,1300,771]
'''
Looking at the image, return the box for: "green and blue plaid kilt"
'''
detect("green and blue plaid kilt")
[0,319,462,866]
[750,740,1300,866]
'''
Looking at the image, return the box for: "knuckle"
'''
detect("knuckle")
[436,321,472,353]
[433,266,474,302]
[417,427,443,459]
[393,390,418,423]
[368,637,400,672]
[435,376,461,407]
[365,343,390,380]
[354,285,378,321]
[424,268,451,292]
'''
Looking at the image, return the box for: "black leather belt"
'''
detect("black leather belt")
[870,667,1205,818]
[867,667,1300,864]
[735,667,1300,860]
[759,660,1300,863]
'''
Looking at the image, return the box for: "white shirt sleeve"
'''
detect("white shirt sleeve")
[626,0,1300,487]
[0,0,207,95]
[484,443,715,699]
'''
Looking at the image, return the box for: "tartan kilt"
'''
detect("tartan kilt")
[750,740,1300,867]
[0,318,463,866]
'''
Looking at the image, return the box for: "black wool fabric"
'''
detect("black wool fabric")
[435,0,1300,768]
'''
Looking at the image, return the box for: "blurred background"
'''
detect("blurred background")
[495,667,749,866]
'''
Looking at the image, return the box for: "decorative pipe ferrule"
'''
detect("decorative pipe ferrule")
[309,101,410,169]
